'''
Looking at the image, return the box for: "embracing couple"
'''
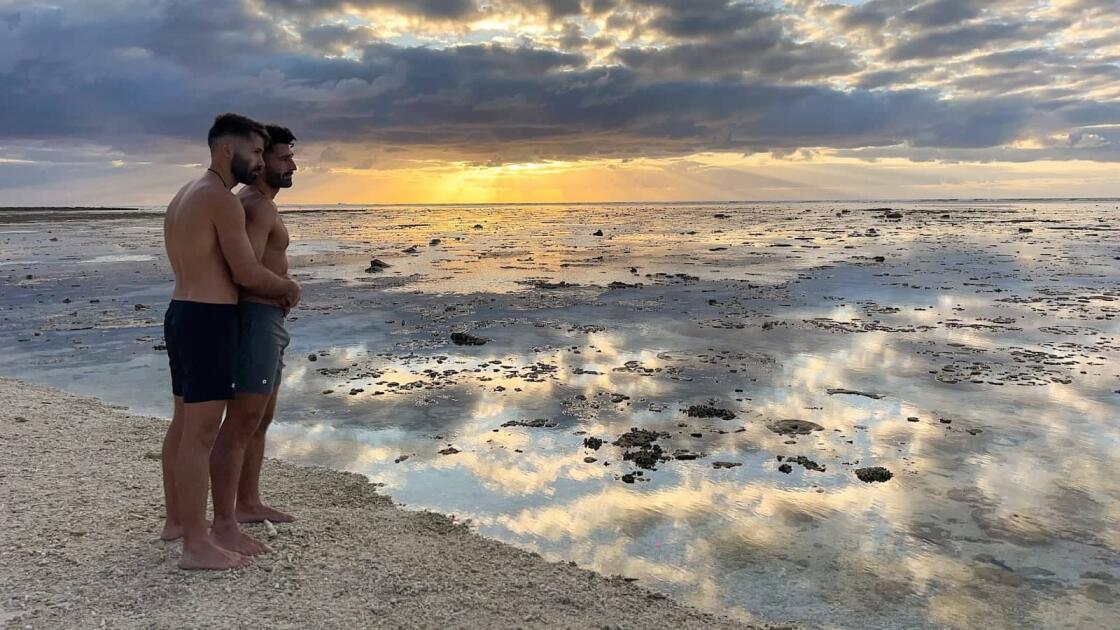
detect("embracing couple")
[160,113,300,569]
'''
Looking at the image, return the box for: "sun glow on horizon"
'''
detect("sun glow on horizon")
[276,150,1120,206]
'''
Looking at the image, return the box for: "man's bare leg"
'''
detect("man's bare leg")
[210,393,273,555]
[176,399,251,570]
[160,396,186,540]
[237,387,295,523]
[160,397,215,541]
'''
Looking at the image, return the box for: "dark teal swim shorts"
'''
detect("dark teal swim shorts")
[235,302,290,395]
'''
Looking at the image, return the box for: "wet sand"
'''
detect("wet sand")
[0,378,762,629]
[0,208,160,224]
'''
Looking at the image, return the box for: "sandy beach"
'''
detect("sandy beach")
[0,377,762,629]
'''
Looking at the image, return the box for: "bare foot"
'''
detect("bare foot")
[160,518,212,541]
[160,522,185,541]
[237,504,295,524]
[179,539,251,570]
[210,523,272,556]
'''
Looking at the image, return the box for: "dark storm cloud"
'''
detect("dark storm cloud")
[1,0,1118,165]
[149,2,296,67]
[299,24,380,53]
[854,68,926,89]
[827,0,981,32]
[830,0,910,31]
[588,0,617,14]
[614,36,858,82]
[259,0,479,20]
[612,10,859,82]
[1078,63,1120,81]
[1078,31,1120,51]
[885,19,1063,61]
[834,118,1120,162]
[0,8,1016,159]
[951,70,1050,96]
[494,0,583,20]
[897,0,981,28]
[345,63,1034,157]
[970,48,1053,69]
[557,21,588,49]
[1048,100,1120,129]
[0,1,296,142]
[812,0,1075,67]
[538,0,584,19]
[944,47,1120,96]
[640,0,773,39]
[726,87,1032,151]
[0,2,290,74]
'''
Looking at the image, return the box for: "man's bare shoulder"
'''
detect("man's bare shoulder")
[187,183,240,216]
[165,181,198,214]
[239,189,279,221]
[179,179,231,204]
[168,182,191,206]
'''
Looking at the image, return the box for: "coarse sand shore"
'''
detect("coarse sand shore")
[0,378,769,629]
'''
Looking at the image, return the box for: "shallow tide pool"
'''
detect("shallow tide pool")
[2,201,1118,628]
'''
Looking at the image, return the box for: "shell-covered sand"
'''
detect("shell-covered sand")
[0,378,763,629]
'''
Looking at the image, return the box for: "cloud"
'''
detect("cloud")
[1054,0,1115,17]
[641,0,774,40]
[897,0,982,28]
[886,19,1065,61]
[259,0,480,20]
[299,23,381,53]
[0,0,1117,171]
[854,68,928,90]
[612,18,859,82]
[830,0,909,31]
[537,0,584,19]
[969,47,1054,69]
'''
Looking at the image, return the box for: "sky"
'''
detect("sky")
[1,0,1118,205]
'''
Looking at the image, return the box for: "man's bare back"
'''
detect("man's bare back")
[165,176,298,304]
[165,178,243,304]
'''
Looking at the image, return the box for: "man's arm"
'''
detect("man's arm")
[209,192,297,300]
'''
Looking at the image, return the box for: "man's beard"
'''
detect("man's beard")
[231,154,259,185]
[267,171,294,189]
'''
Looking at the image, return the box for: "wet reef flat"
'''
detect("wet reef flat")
[1,200,1118,628]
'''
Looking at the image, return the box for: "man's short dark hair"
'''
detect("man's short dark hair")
[264,124,296,153]
[207,113,269,148]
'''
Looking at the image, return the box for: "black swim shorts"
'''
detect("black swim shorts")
[235,301,290,395]
[164,300,238,403]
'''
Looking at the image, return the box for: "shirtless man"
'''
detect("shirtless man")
[209,124,299,555]
[161,113,301,570]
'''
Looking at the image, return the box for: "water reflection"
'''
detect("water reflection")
[1,201,1118,628]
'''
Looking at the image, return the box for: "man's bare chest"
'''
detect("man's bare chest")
[268,219,290,254]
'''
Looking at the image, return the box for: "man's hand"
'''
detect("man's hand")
[279,278,301,310]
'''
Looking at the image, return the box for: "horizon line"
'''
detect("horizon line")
[4,196,1120,210]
